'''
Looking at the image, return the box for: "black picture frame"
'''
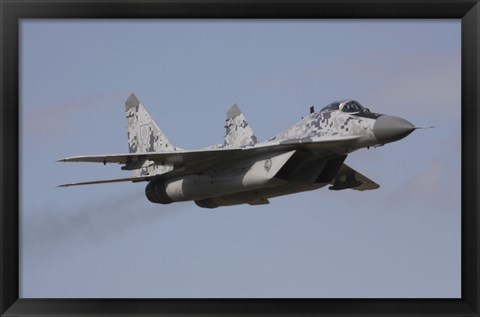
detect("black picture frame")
[1,0,478,316]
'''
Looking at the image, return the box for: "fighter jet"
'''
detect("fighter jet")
[58,93,429,208]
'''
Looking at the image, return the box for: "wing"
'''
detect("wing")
[329,164,380,191]
[58,135,362,187]
[58,147,243,166]
[59,135,361,166]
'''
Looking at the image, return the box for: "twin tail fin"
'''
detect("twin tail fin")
[224,104,257,147]
[125,93,175,154]
[125,93,177,177]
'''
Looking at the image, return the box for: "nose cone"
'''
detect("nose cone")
[373,115,415,144]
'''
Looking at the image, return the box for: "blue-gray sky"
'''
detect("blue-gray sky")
[20,20,460,298]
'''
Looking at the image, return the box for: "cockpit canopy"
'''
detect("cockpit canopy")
[320,101,341,112]
[320,99,369,113]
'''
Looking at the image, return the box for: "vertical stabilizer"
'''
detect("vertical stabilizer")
[224,104,257,147]
[125,93,175,153]
[125,93,175,177]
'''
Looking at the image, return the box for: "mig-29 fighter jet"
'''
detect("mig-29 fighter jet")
[59,94,429,208]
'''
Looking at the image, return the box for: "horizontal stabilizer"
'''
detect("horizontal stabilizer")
[329,164,379,191]
[58,175,153,187]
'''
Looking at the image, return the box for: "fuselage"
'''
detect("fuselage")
[59,95,419,209]
[146,99,416,208]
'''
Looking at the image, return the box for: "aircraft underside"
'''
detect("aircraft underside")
[194,181,327,208]
[145,152,377,209]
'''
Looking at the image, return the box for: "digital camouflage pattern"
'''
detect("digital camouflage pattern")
[125,94,176,177]
[224,104,258,147]
[60,94,425,208]
[271,108,376,142]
